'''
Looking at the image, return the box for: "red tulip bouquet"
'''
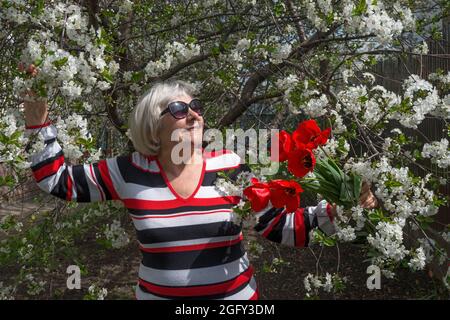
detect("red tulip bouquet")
[238,119,363,220]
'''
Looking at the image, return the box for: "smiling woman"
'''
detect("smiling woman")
[128,80,200,157]
[23,75,338,300]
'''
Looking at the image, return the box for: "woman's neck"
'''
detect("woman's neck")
[158,144,203,176]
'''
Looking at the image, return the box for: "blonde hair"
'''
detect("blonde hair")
[128,79,198,156]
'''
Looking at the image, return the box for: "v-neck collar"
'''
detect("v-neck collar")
[155,156,206,202]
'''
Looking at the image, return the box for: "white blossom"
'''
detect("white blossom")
[88,284,108,300]
[367,221,409,261]
[102,220,130,249]
[421,139,450,169]
[408,247,427,271]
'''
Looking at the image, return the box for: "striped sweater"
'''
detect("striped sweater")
[25,122,336,300]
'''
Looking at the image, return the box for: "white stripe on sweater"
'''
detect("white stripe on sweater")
[205,152,241,171]
[132,209,236,230]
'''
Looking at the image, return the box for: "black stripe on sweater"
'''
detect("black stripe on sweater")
[136,221,242,244]
[201,171,217,186]
[72,164,91,202]
[141,241,245,270]
[254,207,283,232]
[116,155,166,187]
[265,212,287,244]
[49,167,69,200]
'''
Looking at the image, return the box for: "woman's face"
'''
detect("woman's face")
[158,94,204,150]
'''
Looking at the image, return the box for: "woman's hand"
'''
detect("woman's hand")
[18,63,49,127]
[329,180,379,218]
[358,181,378,209]
[18,62,38,77]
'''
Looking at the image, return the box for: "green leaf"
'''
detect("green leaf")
[131,71,144,83]
[352,0,368,16]
[273,3,285,17]
[353,174,362,200]
[210,46,221,56]
[0,175,15,187]
[101,69,113,83]
[339,182,352,203]
[315,161,339,184]
[385,180,403,189]
[10,131,21,141]
[52,57,68,68]
[185,35,197,44]
[314,229,337,247]
[31,0,45,17]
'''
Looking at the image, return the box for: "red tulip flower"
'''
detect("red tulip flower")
[292,119,331,150]
[287,147,316,178]
[314,127,331,147]
[269,179,304,212]
[243,119,333,213]
[270,130,292,162]
[243,178,271,212]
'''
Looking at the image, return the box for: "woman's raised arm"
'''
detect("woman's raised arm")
[21,64,121,203]
[25,122,121,202]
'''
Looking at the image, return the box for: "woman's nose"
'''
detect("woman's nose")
[187,108,202,121]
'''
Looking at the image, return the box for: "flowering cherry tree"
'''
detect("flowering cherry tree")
[0,0,449,298]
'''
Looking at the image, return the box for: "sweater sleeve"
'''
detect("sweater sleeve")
[25,122,121,202]
[228,162,336,248]
[253,200,336,248]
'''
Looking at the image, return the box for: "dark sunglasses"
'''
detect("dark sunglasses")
[160,99,203,119]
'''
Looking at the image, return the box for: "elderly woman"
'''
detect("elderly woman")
[22,65,378,300]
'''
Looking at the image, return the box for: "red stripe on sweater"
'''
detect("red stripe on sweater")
[25,121,52,129]
[123,196,241,210]
[249,288,259,300]
[326,202,334,223]
[98,159,120,200]
[138,266,254,297]
[294,208,306,247]
[66,169,73,201]
[32,155,65,181]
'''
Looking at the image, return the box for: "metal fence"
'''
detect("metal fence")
[371,24,450,227]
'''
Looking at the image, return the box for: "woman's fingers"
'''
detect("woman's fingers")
[359,188,370,202]
[18,63,38,76]
[360,195,379,209]
[358,180,379,209]
[28,65,38,76]
[17,63,39,100]
[361,181,370,193]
